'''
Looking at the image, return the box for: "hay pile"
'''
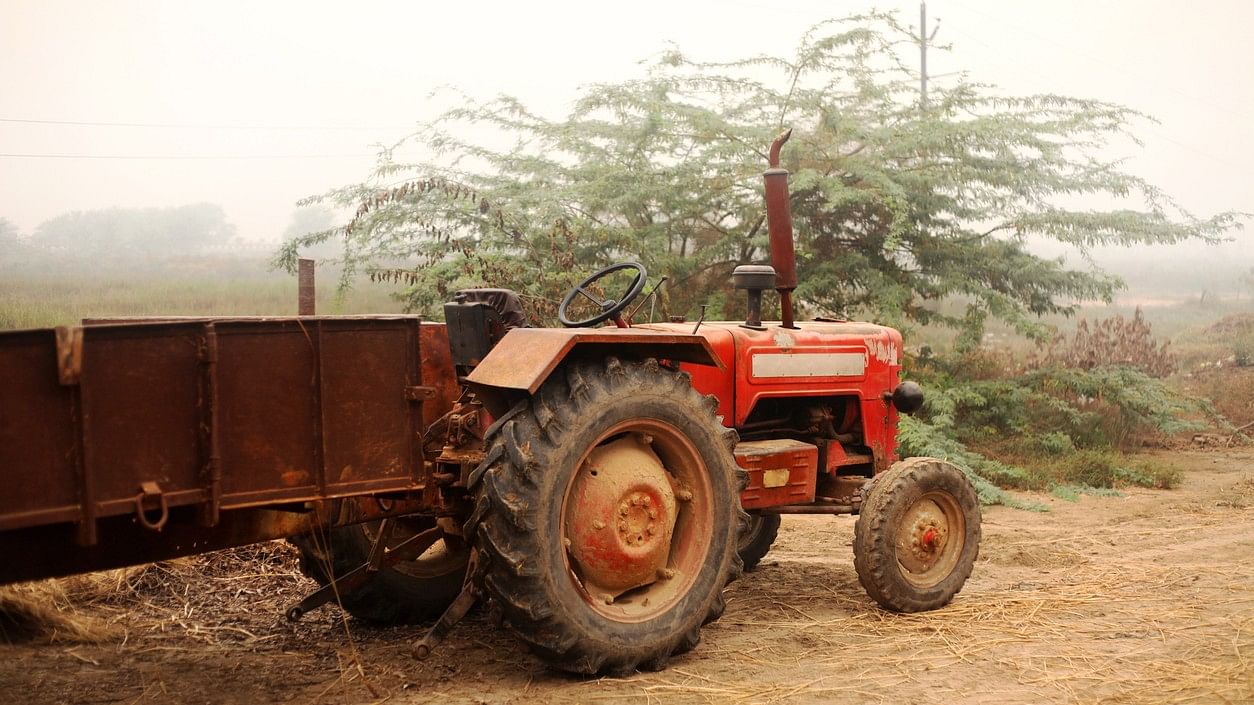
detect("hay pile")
[0,541,308,646]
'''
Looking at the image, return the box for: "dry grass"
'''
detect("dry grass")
[0,580,115,644]
[0,257,403,331]
[572,567,1251,704]
[0,542,309,648]
[577,493,1254,705]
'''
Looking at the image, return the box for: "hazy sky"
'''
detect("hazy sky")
[2,0,1251,267]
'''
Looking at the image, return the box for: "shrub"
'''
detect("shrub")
[1033,309,1175,378]
[1038,432,1076,456]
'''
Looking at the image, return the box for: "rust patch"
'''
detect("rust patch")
[281,470,311,487]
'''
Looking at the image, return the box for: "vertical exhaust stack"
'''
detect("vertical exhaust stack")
[763,128,798,329]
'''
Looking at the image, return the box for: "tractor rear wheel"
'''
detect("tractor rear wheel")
[852,457,980,612]
[291,511,471,624]
[466,358,747,675]
[737,513,780,571]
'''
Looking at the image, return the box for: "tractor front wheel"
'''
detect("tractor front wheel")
[852,458,981,612]
[466,358,746,675]
[737,513,780,571]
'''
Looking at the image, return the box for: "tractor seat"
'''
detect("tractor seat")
[453,288,529,330]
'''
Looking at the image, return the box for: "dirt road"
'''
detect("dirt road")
[3,449,1251,704]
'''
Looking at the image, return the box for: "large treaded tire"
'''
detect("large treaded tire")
[853,457,981,613]
[290,511,469,624]
[737,513,781,571]
[465,357,747,675]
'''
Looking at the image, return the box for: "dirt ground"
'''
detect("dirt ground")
[2,448,1251,705]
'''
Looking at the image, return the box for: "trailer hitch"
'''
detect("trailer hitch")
[285,520,482,661]
[411,560,478,660]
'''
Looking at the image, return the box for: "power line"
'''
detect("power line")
[0,152,376,160]
[0,117,413,131]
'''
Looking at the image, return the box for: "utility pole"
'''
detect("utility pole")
[918,2,940,109]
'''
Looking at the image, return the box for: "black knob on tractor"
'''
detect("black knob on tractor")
[888,381,925,415]
[732,264,776,330]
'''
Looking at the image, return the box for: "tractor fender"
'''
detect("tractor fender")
[464,327,723,416]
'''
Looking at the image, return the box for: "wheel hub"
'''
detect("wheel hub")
[897,497,954,577]
[617,491,663,547]
[565,434,678,598]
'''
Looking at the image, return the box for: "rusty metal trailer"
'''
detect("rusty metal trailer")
[0,315,456,585]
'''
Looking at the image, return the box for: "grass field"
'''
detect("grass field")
[0,256,404,330]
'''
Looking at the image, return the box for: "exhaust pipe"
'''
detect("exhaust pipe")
[763,128,798,329]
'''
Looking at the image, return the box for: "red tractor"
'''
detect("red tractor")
[0,130,980,676]
[290,129,982,673]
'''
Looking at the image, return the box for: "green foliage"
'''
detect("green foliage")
[32,204,236,259]
[902,355,1199,505]
[1050,450,1180,491]
[1050,484,1125,502]
[281,13,1240,334]
[897,416,1044,510]
[914,354,1208,450]
[1038,432,1076,456]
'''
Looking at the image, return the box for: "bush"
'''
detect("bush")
[1038,432,1076,456]
[901,348,1210,507]
[912,361,1207,452]
[1033,309,1175,378]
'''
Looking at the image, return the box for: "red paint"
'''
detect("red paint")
[735,440,818,510]
[645,321,904,473]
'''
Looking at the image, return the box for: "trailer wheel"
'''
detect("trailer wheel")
[291,511,470,624]
[737,513,780,571]
[466,358,746,675]
[852,457,981,612]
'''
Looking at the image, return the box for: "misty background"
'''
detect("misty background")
[2,0,1251,300]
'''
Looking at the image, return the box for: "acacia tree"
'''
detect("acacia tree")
[279,13,1238,343]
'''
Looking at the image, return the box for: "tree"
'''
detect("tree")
[0,217,34,268]
[279,13,1240,341]
[282,206,334,244]
[33,203,235,258]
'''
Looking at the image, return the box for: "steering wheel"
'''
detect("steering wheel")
[558,262,648,328]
